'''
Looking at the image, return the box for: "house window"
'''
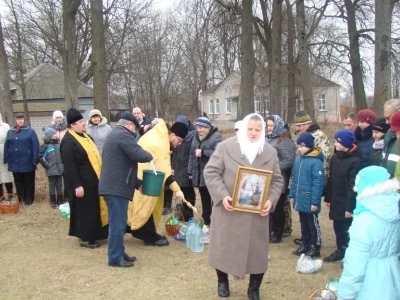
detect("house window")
[209,99,214,114]
[226,99,232,114]
[319,94,326,111]
[215,99,220,114]
[263,96,269,113]
[254,97,261,113]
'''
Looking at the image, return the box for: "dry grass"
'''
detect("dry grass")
[0,125,344,300]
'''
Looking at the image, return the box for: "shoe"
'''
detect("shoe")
[292,242,309,256]
[269,232,282,243]
[80,241,100,249]
[108,260,134,268]
[144,238,169,247]
[123,252,137,263]
[293,238,303,245]
[304,245,320,258]
[247,273,264,300]
[162,207,171,215]
[282,231,291,237]
[323,249,345,262]
[216,269,230,297]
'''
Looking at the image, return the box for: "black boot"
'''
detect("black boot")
[216,269,230,297]
[50,195,57,208]
[323,248,345,262]
[292,241,309,256]
[56,194,64,206]
[270,228,283,243]
[247,273,264,300]
[304,244,320,258]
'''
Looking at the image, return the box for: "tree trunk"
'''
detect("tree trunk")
[343,0,367,111]
[62,0,81,109]
[296,0,314,120]
[373,0,396,115]
[285,0,296,123]
[238,0,255,119]
[269,0,282,116]
[0,17,13,124]
[91,0,109,121]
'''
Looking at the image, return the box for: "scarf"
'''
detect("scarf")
[68,129,108,226]
[50,120,68,132]
[14,124,25,133]
[237,113,265,164]
[267,115,285,139]
[372,139,384,150]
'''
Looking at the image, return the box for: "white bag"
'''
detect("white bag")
[296,254,322,274]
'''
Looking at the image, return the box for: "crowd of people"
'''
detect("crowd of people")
[1,99,400,299]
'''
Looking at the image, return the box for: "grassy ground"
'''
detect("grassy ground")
[0,124,344,300]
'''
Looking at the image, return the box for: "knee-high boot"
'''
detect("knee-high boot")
[56,194,64,206]
[216,269,230,297]
[248,273,264,300]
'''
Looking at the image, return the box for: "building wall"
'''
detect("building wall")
[29,115,53,140]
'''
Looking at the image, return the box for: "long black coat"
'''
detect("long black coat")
[325,144,362,220]
[172,130,196,187]
[60,130,108,241]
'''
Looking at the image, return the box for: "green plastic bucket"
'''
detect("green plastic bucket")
[142,170,166,196]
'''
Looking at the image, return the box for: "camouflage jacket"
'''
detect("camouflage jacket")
[307,124,332,179]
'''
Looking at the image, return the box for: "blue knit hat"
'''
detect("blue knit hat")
[297,132,314,149]
[195,117,211,128]
[334,129,355,149]
[354,166,390,195]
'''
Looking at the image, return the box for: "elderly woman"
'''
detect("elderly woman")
[85,109,112,155]
[60,108,108,249]
[204,113,283,299]
[49,110,68,141]
[266,115,296,243]
[4,115,39,205]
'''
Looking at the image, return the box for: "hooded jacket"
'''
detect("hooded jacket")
[324,144,362,219]
[288,147,325,214]
[338,179,400,300]
[86,117,112,155]
[38,138,64,176]
[354,125,373,168]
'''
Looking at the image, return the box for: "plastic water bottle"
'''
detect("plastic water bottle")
[190,223,204,253]
[185,218,195,249]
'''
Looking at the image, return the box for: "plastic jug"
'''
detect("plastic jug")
[190,223,204,253]
[185,218,195,250]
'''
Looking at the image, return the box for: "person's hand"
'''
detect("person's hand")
[222,196,233,212]
[326,203,330,209]
[311,205,318,212]
[188,175,192,179]
[171,170,175,176]
[261,200,273,216]
[195,149,202,157]
[290,198,294,206]
[75,186,84,198]
[345,211,353,218]
[175,190,184,200]
[143,124,151,133]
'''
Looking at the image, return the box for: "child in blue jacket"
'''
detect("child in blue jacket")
[38,127,64,208]
[289,132,325,258]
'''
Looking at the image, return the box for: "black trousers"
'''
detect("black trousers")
[127,215,164,243]
[48,175,63,196]
[198,186,212,226]
[299,212,321,247]
[0,182,13,199]
[271,193,287,233]
[13,171,36,204]
[333,219,353,249]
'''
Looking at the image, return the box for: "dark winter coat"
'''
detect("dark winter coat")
[369,140,384,166]
[355,126,374,168]
[382,131,399,177]
[139,116,152,127]
[266,136,296,193]
[4,126,39,173]
[172,129,196,187]
[324,144,362,220]
[99,125,153,200]
[288,148,325,214]
[188,127,223,187]
[38,139,64,176]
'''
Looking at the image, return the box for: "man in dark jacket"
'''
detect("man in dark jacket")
[99,112,153,268]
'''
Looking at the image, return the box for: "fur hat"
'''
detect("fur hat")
[334,129,355,149]
[296,132,314,149]
[66,108,83,125]
[52,110,63,120]
[357,109,377,125]
[120,111,140,128]
[170,122,188,139]
[371,117,390,134]
[88,109,102,120]
[390,111,400,132]
[195,117,211,128]
[42,127,57,139]
[354,166,390,195]
[294,111,312,126]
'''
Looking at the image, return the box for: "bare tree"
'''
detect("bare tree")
[285,0,296,122]
[0,16,13,124]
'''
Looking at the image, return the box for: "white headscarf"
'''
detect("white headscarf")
[237,113,265,164]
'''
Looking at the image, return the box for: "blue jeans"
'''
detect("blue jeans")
[104,195,129,264]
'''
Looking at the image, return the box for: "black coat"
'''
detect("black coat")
[355,126,374,168]
[172,130,195,187]
[325,144,362,220]
[369,147,383,166]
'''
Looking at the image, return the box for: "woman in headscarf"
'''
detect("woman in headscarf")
[265,115,296,243]
[85,109,112,155]
[49,110,68,141]
[204,113,283,299]
[60,108,108,249]
[4,115,39,205]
